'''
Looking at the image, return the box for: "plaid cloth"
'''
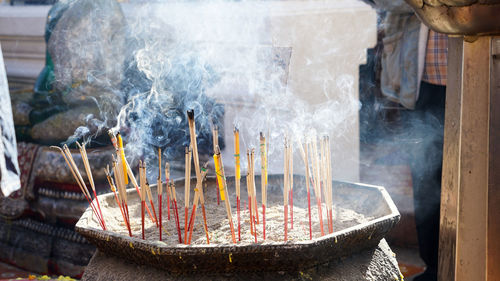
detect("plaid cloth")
[422,30,448,86]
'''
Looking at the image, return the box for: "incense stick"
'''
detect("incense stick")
[259,132,267,240]
[246,151,255,237]
[117,133,128,185]
[171,182,183,243]
[52,146,105,230]
[250,149,259,225]
[298,141,313,240]
[158,148,163,241]
[165,162,171,221]
[109,132,156,224]
[142,161,158,228]
[77,142,106,230]
[186,110,209,238]
[105,166,131,236]
[212,125,220,205]
[234,127,241,241]
[283,140,289,241]
[112,156,131,235]
[325,136,333,233]
[139,161,146,239]
[250,149,257,242]
[187,162,210,244]
[213,146,236,243]
[184,146,191,244]
[310,137,325,236]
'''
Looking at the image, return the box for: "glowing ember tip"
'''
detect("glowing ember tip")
[187,109,195,120]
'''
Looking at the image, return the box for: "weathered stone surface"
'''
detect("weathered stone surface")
[32,145,113,184]
[82,239,402,281]
[10,91,33,126]
[49,0,126,91]
[0,217,94,277]
[30,105,100,143]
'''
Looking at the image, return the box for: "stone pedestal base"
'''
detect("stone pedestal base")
[82,239,402,281]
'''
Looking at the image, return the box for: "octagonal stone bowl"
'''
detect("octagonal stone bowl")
[75,175,399,274]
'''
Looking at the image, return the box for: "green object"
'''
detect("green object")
[32,1,73,124]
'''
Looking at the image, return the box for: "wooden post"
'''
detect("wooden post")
[487,37,500,281]
[439,36,500,281]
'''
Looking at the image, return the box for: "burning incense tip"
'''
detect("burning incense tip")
[187,109,195,120]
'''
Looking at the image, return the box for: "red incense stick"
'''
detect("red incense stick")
[171,183,183,244]
[237,197,241,241]
[141,200,145,239]
[262,204,266,240]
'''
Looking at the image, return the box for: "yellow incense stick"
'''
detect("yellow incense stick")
[117,133,128,185]
[234,128,240,196]
[213,150,226,201]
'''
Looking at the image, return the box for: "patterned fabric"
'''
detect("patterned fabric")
[422,30,448,86]
[0,142,40,219]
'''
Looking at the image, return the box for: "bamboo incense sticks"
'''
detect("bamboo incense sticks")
[213,146,236,244]
[52,145,106,230]
[169,181,182,243]
[112,156,131,236]
[186,110,209,240]
[250,149,259,225]
[165,164,182,243]
[184,146,192,244]
[69,122,337,245]
[310,137,325,236]
[76,142,106,230]
[246,149,258,242]
[323,136,333,234]
[234,127,241,241]
[109,131,156,224]
[186,162,210,244]
[157,147,163,241]
[259,132,267,240]
[105,165,132,236]
[299,141,313,240]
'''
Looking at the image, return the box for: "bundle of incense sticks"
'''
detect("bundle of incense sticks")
[60,122,334,245]
[187,162,210,244]
[52,144,106,230]
[213,146,236,243]
[186,110,210,244]
[259,132,268,240]
[184,146,192,244]
[109,131,156,224]
[141,161,157,230]
[246,149,257,242]
[309,136,325,236]
[157,148,163,241]
[321,136,333,233]
[233,127,241,241]
[212,125,220,205]
[298,141,313,240]
[105,164,132,236]
[166,165,183,243]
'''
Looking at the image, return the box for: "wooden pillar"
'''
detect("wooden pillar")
[439,36,500,281]
[488,37,500,281]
